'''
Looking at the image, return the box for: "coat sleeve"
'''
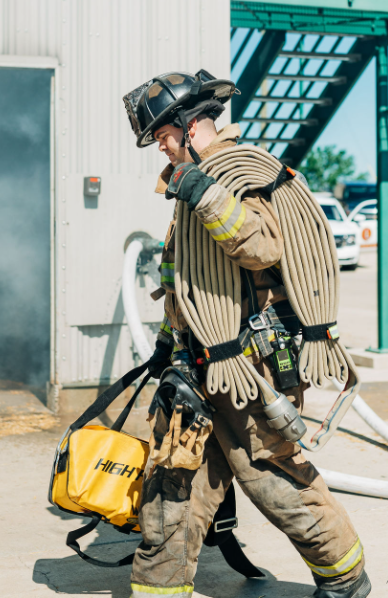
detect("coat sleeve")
[194,184,284,270]
[157,312,174,347]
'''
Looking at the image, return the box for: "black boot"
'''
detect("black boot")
[312,571,371,598]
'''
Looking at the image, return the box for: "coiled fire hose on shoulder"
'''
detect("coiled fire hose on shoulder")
[174,145,361,452]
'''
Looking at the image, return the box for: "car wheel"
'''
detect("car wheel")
[342,263,358,271]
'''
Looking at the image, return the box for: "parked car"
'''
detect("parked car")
[348,199,377,248]
[334,182,377,214]
[315,193,361,269]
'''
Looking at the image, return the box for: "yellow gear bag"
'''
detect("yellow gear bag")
[48,363,151,567]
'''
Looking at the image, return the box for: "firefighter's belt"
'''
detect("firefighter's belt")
[203,267,300,362]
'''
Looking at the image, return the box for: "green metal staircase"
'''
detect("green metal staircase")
[230,1,388,352]
[230,2,388,167]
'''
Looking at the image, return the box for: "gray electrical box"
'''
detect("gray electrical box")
[84,176,101,196]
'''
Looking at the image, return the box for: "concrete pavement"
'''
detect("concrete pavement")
[1,248,387,598]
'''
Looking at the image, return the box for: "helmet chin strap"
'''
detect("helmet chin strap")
[177,109,202,165]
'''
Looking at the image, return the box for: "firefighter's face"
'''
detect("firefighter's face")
[154,120,197,167]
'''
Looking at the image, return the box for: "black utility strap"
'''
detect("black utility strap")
[240,267,260,317]
[219,534,266,578]
[203,269,261,364]
[302,322,338,341]
[204,328,252,364]
[70,361,150,431]
[268,264,283,286]
[66,515,135,568]
[111,372,152,432]
[205,338,243,362]
[204,484,236,548]
[257,164,296,201]
[204,484,265,579]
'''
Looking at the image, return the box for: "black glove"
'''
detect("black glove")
[148,340,172,379]
[165,163,216,210]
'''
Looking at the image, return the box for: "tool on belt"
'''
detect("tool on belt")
[48,360,264,577]
[148,365,215,470]
[241,268,301,392]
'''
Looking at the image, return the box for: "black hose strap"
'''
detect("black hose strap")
[204,329,252,363]
[257,164,295,201]
[205,338,243,363]
[302,322,339,342]
[66,515,135,568]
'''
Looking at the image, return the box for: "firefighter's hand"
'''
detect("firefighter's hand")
[165,163,216,210]
[148,340,172,379]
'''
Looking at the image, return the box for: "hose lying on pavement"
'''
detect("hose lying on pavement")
[317,468,388,499]
[331,378,388,443]
[175,144,361,452]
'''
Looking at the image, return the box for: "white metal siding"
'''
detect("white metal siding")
[0,0,231,386]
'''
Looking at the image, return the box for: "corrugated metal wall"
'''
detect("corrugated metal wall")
[0,0,231,389]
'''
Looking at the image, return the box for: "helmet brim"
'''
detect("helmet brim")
[136,79,235,148]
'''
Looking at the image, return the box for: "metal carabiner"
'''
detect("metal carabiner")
[248,313,270,331]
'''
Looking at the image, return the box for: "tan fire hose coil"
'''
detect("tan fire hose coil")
[174,145,361,452]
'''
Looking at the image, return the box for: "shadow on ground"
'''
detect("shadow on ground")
[33,507,315,598]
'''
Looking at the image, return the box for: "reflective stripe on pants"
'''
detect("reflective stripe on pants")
[303,538,364,578]
[131,583,194,597]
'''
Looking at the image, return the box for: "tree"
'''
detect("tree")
[300,145,369,192]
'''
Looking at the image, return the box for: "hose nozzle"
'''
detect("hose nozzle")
[263,394,307,443]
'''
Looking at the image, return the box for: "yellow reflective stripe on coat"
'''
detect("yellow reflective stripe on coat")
[204,196,246,241]
[159,314,173,336]
[131,583,194,597]
[302,538,363,578]
[161,262,175,284]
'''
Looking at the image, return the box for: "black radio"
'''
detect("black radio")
[271,333,300,390]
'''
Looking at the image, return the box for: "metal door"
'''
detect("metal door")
[0,67,53,388]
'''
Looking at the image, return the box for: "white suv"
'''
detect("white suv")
[315,193,361,270]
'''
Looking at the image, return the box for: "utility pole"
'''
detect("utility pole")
[373,44,388,352]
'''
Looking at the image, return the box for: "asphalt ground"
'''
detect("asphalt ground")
[1,248,387,598]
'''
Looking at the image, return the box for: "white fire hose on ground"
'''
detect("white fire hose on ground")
[331,378,388,444]
[122,238,388,499]
[122,239,154,364]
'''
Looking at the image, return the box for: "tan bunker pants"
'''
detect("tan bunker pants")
[131,362,364,598]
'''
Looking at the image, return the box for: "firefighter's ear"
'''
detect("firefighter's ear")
[187,118,198,139]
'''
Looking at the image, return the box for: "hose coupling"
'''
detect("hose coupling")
[263,394,307,443]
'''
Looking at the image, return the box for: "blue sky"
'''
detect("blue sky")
[231,31,376,180]
[315,59,376,181]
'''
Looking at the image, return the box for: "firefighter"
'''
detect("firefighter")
[122,71,371,598]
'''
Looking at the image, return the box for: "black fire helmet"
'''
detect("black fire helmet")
[122,69,237,164]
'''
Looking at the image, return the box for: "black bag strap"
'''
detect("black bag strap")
[70,361,150,431]
[66,515,135,568]
[204,484,265,579]
[111,372,152,432]
[218,533,266,578]
[204,483,236,547]
[66,486,265,575]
